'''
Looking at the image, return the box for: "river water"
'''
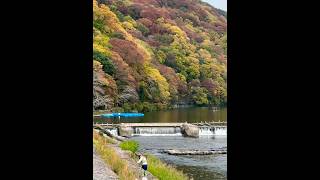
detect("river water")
[94,107,227,123]
[94,107,227,180]
[131,135,227,180]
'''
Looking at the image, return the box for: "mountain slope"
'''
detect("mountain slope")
[93,0,227,111]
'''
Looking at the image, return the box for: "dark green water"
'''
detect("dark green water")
[94,107,227,123]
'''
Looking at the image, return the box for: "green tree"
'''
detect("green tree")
[93,50,115,76]
[136,23,150,36]
[191,87,209,105]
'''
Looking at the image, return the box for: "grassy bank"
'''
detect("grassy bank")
[94,131,190,180]
[120,140,139,154]
[146,154,189,180]
[93,131,138,180]
[119,139,190,180]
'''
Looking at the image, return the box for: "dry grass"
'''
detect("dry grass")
[93,131,138,180]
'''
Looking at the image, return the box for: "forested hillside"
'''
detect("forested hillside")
[93,0,227,112]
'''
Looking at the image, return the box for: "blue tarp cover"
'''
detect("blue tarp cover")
[101,113,144,118]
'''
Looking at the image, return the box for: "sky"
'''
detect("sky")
[201,0,227,11]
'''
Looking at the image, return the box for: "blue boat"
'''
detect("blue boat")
[101,113,144,118]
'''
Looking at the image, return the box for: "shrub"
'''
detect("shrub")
[109,31,125,39]
[142,102,157,112]
[136,23,150,36]
[93,50,116,75]
[123,103,132,112]
[120,140,139,153]
[93,19,106,33]
[132,102,144,112]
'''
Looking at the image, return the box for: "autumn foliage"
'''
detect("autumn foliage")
[93,0,227,111]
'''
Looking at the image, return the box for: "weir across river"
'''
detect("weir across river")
[94,121,226,127]
[94,121,227,137]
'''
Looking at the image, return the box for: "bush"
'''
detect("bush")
[128,5,141,20]
[112,107,124,112]
[120,140,139,153]
[123,103,132,112]
[109,32,125,39]
[93,50,116,75]
[153,103,166,110]
[93,19,106,33]
[142,102,157,112]
[155,34,174,44]
[136,23,150,36]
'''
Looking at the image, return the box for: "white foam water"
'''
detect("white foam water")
[199,127,215,135]
[214,127,227,136]
[106,128,118,136]
[133,127,182,136]
[199,126,227,136]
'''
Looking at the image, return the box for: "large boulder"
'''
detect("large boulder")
[181,123,199,137]
[118,125,133,137]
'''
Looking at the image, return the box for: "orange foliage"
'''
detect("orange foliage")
[140,6,170,21]
[110,52,138,89]
[109,39,147,66]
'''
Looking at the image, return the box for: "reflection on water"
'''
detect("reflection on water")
[94,107,227,124]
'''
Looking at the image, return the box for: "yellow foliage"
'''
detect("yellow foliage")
[122,21,135,30]
[93,0,133,41]
[177,73,187,83]
[93,60,102,71]
[171,35,196,55]
[168,25,187,38]
[93,43,109,56]
[124,16,137,27]
[201,39,214,47]
[93,1,119,32]
[93,30,109,47]
[158,18,187,38]
[198,48,214,64]
[144,65,170,100]
[205,9,218,23]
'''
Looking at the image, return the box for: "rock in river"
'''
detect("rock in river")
[118,125,133,137]
[181,123,199,137]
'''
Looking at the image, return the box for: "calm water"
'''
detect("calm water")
[94,107,227,180]
[94,107,227,123]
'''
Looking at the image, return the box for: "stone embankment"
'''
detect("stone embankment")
[93,146,119,180]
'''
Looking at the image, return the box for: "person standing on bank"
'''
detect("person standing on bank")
[137,153,148,176]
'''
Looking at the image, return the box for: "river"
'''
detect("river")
[94,106,227,123]
[94,107,227,180]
